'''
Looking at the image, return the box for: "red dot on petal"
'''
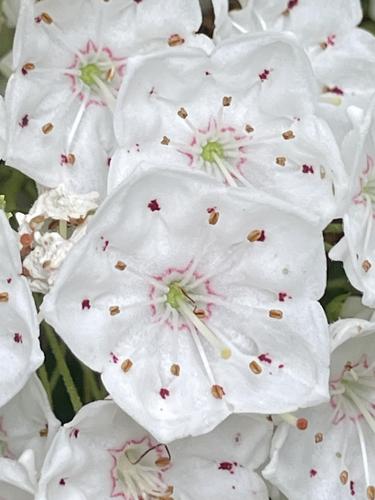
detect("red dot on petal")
[159,388,170,399]
[81,299,91,310]
[309,469,317,477]
[148,199,161,212]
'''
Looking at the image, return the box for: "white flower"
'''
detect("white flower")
[330,103,375,307]
[0,210,43,407]
[5,0,205,197]
[0,375,60,499]
[36,399,272,500]
[42,166,330,442]
[263,318,375,500]
[17,184,99,293]
[110,34,347,228]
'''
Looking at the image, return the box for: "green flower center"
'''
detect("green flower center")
[166,282,185,309]
[79,63,103,87]
[201,140,225,163]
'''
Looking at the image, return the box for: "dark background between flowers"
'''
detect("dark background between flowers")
[0,0,372,423]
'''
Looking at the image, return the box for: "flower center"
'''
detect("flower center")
[79,63,103,87]
[363,178,375,205]
[166,281,185,309]
[201,140,225,163]
[111,442,171,499]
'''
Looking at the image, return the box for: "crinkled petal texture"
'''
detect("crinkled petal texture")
[110,34,347,228]
[0,211,43,407]
[330,101,375,306]
[6,0,203,198]
[264,318,375,500]
[37,400,272,500]
[42,166,329,441]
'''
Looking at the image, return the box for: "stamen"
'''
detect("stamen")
[280,413,309,430]
[121,359,133,373]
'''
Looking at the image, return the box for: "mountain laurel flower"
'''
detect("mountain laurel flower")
[0,375,60,499]
[42,166,330,442]
[212,0,375,143]
[263,318,375,500]
[36,400,272,500]
[5,0,204,198]
[0,210,43,408]
[16,184,99,293]
[330,102,375,307]
[110,34,347,228]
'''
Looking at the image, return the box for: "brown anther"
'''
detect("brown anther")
[161,136,170,145]
[42,122,54,134]
[40,12,53,24]
[121,358,133,373]
[249,360,262,375]
[247,229,262,242]
[67,153,76,165]
[320,41,328,50]
[282,8,290,15]
[69,216,86,226]
[211,384,225,399]
[20,233,33,247]
[22,63,35,73]
[30,214,45,226]
[170,364,180,376]
[345,361,353,371]
[245,124,254,133]
[362,260,372,272]
[159,485,174,499]
[314,432,323,443]
[39,426,48,437]
[296,417,308,430]
[194,308,207,319]
[177,107,188,119]
[269,309,283,319]
[320,166,326,179]
[367,485,375,500]
[168,34,184,47]
[42,260,51,269]
[276,156,286,166]
[282,130,295,140]
[109,306,120,316]
[106,67,116,82]
[222,96,232,107]
[155,456,171,468]
[340,470,348,485]
[0,292,9,302]
[208,210,220,225]
[115,260,127,271]
[22,266,31,277]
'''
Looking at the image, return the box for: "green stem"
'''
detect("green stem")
[37,364,52,404]
[82,365,105,401]
[43,322,82,413]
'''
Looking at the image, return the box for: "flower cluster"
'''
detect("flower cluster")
[0,0,375,498]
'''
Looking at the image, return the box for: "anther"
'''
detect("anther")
[105,67,116,82]
[161,136,170,145]
[222,96,232,107]
[40,12,53,24]
[296,418,308,430]
[362,260,372,272]
[39,426,49,437]
[280,413,308,429]
[22,63,35,74]
[314,432,323,443]
[367,486,375,500]
[320,41,328,50]
[109,306,120,316]
[276,156,286,166]
[170,364,180,376]
[282,130,295,140]
[340,470,348,485]
[247,229,263,242]
[67,153,76,165]
[121,359,133,373]
[211,384,225,399]
[115,260,127,271]
[320,166,326,179]
[245,124,254,133]
[208,210,220,225]
[20,233,33,247]
[249,360,262,375]
[168,34,184,47]
[194,308,207,319]
[177,107,188,119]
[269,309,283,319]
[42,122,54,134]
[155,456,171,468]
[0,292,9,303]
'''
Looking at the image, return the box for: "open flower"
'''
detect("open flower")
[37,399,272,499]
[17,184,99,293]
[110,33,347,228]
[42,166,329,441]
[212,0,375,143]
[0,210,43,407]
[0,375,60,499]
[330,102,375,307]
[263,318,375,499]
[5,0,204,197]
